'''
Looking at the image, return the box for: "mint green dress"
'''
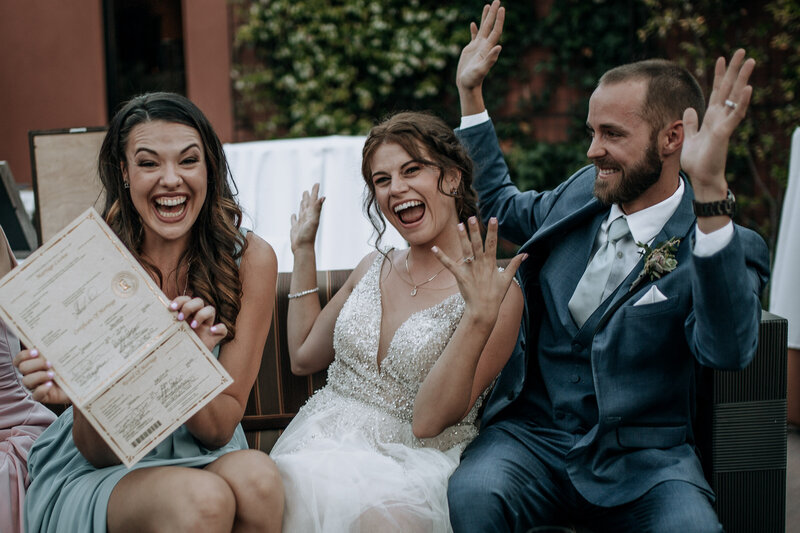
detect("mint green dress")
[24,347,247,532]
[25,232,250,533]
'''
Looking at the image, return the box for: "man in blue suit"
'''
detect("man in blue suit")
[446,2,770,532]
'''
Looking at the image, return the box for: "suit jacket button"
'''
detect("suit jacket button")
[571,342,583,353]
[507,390,516,400]
[570,374,581,383]
[554,409,565,420]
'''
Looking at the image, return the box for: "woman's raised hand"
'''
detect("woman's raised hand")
[170,296,227,351]
[290,183,325,253]
[13,348,71,404]
[432,217,525,328]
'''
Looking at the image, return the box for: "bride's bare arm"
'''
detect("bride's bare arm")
[286,185,374,375]
[412,217,524,438]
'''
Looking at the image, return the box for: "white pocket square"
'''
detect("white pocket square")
[633,285,668,306]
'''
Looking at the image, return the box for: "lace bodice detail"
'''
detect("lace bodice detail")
[317,253,485,451]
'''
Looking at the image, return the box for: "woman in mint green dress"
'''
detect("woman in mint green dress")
[14,93,284,532]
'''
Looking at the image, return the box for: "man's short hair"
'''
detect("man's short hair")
[599,59,706,133]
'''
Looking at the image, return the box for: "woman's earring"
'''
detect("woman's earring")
[450,185,458,195]
[123,181,130,189]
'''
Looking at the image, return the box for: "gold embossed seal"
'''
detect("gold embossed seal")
[111,271,139,297]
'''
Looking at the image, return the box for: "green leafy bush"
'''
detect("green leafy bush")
[236,0,464,136]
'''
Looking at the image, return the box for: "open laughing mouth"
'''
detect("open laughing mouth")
[154,196,187,218]
[393,200,425,225]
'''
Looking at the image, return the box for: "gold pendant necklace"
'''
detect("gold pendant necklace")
[405,251,447,297]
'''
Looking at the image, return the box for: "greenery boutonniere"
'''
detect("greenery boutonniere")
[631,237,681,290]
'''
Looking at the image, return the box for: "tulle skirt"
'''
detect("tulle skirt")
[271,388,463,532]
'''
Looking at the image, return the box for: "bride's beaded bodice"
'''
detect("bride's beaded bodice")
[316,252,484,451]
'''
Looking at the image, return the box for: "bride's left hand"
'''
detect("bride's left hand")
[432,216,526,328]
[170,296,228,351]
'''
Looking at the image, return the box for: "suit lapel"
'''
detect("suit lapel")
[649,178,696,254]
[516,197,608,337]
[518,197,607,255]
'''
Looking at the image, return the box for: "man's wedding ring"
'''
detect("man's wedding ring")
[724,99,738,110]
[462,256,475,264]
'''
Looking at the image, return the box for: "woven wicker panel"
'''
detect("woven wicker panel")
[242,269,351,447]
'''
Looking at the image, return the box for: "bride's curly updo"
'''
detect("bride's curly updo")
[361,111,481,250]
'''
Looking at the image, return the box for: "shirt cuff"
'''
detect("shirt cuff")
[693,220,734,257]
[459,110,490,130]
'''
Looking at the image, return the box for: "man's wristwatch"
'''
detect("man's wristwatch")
[692,189,736,217]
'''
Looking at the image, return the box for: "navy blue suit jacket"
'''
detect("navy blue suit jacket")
[457,120,770,506]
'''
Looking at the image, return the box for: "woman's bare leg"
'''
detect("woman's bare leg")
[107,466,236,533]
[203,449,284,533]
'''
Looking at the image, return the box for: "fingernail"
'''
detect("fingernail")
[191,320,198,329]
[490,217,497,224]
[30,349,39,357]
[170,301,178,310]
[177,312,185,321]
[210,325,217,333]
[469,216,477,225]
[523,253,529,261]
[46,361,53,369]
[45,381,53,388]
[47,371,54,379]
[431,246,439,253]
[458,223,465,231]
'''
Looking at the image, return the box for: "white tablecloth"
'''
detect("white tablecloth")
[224,136,405,272]
[770,127,800,348]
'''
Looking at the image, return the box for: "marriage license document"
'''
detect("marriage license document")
[0,208,233,467]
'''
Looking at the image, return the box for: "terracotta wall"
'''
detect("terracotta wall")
[182,0,234,143]
[0,0,107,187]
[0,0,235,188]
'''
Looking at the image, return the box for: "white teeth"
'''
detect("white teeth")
[155,204,186,218]
[154,196,187,218]
[599,168,618,176]
[394,200,423,213]
[155,196,187,206]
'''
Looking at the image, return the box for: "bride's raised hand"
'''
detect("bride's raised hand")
[290,183,325,253]
[170,296,227,351]
[432,216,525,328]
[13,348,71,404]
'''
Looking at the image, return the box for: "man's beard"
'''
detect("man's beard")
[593,141,662,206]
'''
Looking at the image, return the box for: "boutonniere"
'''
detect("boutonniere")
[631,237,681,291]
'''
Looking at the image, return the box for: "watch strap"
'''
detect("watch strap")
[692,189,736,217]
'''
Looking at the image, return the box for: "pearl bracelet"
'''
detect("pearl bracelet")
[287,287,320,300]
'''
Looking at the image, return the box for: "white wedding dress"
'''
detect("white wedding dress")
[271,253,488,532]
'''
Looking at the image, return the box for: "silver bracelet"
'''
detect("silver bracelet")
[287,286,320,300]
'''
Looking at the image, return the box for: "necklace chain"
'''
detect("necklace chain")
[404,251,447,297]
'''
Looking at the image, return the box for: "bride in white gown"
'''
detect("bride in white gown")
[270,111,525,532]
